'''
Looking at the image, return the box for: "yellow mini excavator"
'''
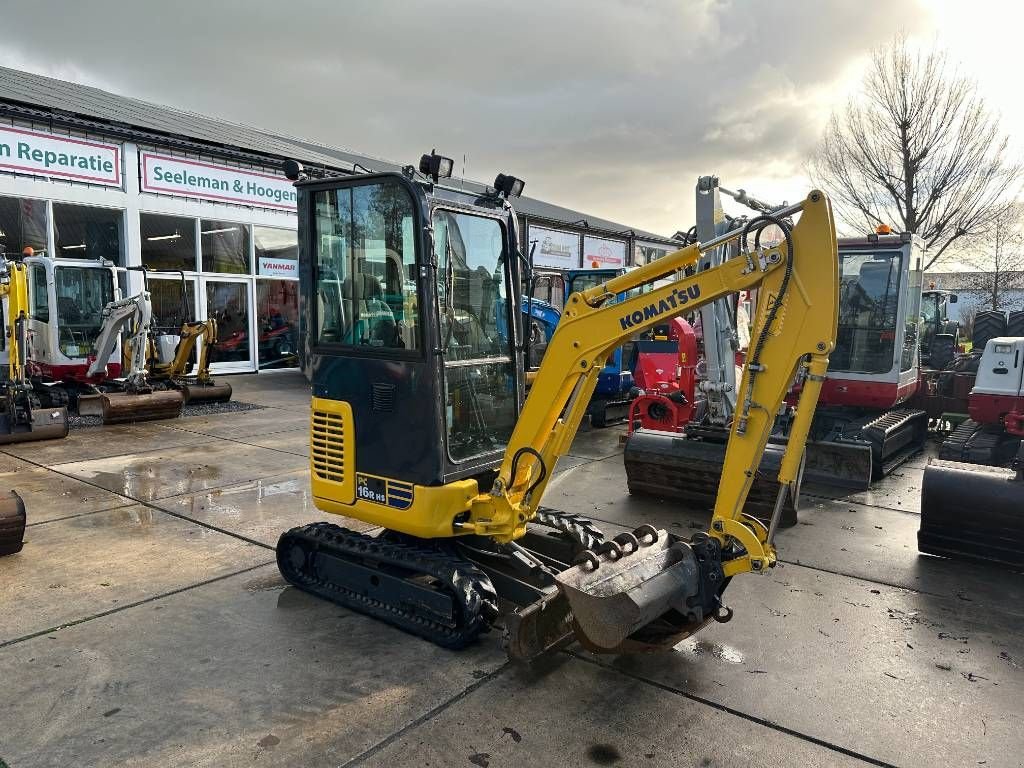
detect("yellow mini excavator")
[276,154,838,657]
[0,249,69,444]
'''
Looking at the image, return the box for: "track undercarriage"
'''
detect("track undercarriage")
[277,508,733,659]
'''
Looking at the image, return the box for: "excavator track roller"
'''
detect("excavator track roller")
[0,406,69,445]
[919,457,1024,568]
[78,390,184,424]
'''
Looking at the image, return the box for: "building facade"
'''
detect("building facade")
[0,67,676,373]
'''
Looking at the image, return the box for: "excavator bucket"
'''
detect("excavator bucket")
[554,527,724,654]
[0,407,69,445]
[801,439,873,491]
[0,490,26,556]
[919,455,1024,568]
[180,381,232,404]
[624,432,801,526]
[77,390,184,424]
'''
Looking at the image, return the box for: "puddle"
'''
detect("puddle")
[678,638,745,664]
[245,573,287,592]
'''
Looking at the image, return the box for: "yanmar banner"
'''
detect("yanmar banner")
[140,152,297,211]
[0,126,121,186]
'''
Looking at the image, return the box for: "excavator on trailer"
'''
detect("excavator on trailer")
[0,248,69,444]
[275,153,839,657]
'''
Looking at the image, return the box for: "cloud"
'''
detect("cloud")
[0,0,928,234]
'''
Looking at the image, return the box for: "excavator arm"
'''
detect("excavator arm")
[460,191,837,650]
[87,290,153,389]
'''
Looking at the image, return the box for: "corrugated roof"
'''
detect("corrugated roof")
[0,66,673,243]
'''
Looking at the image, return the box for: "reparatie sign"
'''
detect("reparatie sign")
[140,152,297,211]
[0,126,122,186]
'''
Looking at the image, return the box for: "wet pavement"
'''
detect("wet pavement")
[0,370,1021,767]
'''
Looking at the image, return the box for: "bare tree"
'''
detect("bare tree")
[960,204,1024,311]
[810,36,1022,270]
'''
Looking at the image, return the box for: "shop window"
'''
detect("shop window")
[256,279,298,368]
[207,282,250,363]
[53,203,123,263]
[254,227,298,277]
[0,195,48,258]
[150,277,197,331]
[201,219,250,274]
[141,213,197,271]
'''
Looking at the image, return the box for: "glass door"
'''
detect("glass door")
[200,277,254,373]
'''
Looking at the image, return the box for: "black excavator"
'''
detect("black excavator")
[274,153,839,657]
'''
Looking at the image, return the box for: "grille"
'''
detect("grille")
[311,409,346,483]
[372,382,397,412]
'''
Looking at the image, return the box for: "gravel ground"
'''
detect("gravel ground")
[68,399,265,429]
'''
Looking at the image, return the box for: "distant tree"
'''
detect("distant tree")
[810,36,1022,270]
[960,204,1024,311]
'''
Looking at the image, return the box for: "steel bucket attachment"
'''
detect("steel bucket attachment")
[0,489,26,556]
[555,527,728,654]
[624,432,800,526]
[919,457,1024,568]
[0,407,69,445]
[802,439,873,491]
[81,390,184,424]
[181,381,232,404]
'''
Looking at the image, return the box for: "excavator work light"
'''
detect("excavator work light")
[283,160,305,182]
[419,150,454,182]
[494,173,525,198]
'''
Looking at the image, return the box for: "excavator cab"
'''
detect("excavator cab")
[298,166,525,493]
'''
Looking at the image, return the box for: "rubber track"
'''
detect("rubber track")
[277,523,498,649]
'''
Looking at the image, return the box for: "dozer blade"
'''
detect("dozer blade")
[0,489,26,556]
[802,439,873,491]
[624,431,800,526]
[180,381,232,404]
[919,459,1024,569]
[555,528,725,654]
[0,407,69,445]
[81,390,184,424]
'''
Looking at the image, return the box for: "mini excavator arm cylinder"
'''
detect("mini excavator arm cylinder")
[461,192,838,585]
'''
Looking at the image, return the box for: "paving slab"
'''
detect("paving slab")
[0,506,269,644]
[566,424,629,460]
[246,427,309,457]
[0,422,210,467]
[804,463,923,514]
[360,655,865,768]
[165,407,308,440]
[582,563,1024,768]
[0,564,506,768]
[220,371,312,412]
[57,441,308,501]
[0,453,133,524]
[152,470,370,546]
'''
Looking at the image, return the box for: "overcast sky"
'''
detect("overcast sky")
[1,0,1020,242]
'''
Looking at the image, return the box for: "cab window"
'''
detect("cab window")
[30,265,49,322]
[313,181,420,351]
